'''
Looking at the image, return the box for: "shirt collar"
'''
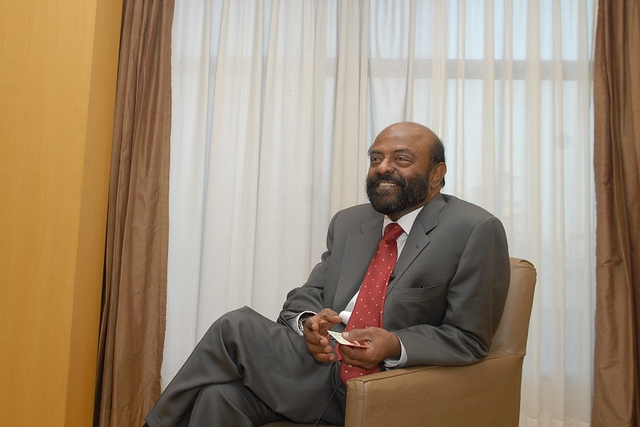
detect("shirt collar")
[382,206,425,236]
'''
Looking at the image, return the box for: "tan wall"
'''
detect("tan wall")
[0,0,122,425]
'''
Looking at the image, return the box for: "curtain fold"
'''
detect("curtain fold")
[94,0,174,426]
[592,0,640,425]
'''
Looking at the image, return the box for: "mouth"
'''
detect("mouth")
[366,175,406,198]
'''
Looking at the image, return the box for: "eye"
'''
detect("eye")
[395,155,413,165]
[369,155,382,164]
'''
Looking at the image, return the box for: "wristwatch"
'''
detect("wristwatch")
[297,313,314,333]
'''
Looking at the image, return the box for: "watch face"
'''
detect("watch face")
[298,312,315,333]
[298,316,308,331]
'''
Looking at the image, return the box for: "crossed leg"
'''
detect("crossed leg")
[145,306,346,426]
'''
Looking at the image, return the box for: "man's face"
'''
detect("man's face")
[365,126,436,220]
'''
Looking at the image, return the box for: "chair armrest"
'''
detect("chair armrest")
[344,351,524,427]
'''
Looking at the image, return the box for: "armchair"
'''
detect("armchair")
[265,257,537,427]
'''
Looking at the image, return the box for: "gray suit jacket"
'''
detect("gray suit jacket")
[279,193,510,367]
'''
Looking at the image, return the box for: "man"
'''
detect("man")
[144,122,510,427]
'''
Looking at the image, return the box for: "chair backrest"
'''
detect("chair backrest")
[489,257,537,356]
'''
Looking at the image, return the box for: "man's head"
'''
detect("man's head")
[366,122,447,221]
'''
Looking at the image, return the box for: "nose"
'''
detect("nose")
[375,158,395,175]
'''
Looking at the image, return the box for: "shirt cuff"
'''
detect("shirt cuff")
[384,334,407,368]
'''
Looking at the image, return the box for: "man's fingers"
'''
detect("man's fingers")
[338,347,375,369]
[307,341,336,363]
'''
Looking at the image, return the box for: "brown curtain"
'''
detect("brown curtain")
[592,0,640,426]
[94,0,174,426]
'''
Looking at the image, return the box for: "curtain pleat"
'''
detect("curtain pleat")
[94,0,174,426]
[592,0,640,426]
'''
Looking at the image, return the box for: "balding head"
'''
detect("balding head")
[377,121,439,143]
[375,122,445,172]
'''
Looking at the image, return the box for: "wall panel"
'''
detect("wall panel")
[0,0,122,425]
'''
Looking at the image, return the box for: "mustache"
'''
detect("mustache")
[368,174,406,188]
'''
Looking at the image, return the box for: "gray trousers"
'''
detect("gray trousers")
[145,306,347,427]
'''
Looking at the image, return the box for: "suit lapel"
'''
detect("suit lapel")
[333,194,447,306]
[334,216,384,310]
[387,193,446,294]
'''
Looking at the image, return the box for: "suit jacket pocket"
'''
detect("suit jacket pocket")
[384,283,449,329]
[391,283,447,301]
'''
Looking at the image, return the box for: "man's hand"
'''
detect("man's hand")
[302,309,343,363]
[337,327,401,369]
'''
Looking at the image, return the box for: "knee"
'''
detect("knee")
[217,306,267,332]
[215,306,254,333]
[221,306,254,323]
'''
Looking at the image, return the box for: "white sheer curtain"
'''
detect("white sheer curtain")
[166,1,596,425]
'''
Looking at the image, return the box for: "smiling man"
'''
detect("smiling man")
[366,123,445,220]
[144,122,510,427]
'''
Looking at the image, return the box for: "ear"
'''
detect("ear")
[430,163,447,188]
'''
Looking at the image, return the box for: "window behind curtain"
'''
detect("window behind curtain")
[168,1,595,424]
